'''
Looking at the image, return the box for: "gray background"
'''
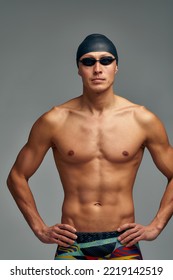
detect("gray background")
[1,0,173,259]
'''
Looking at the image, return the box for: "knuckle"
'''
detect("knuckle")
[60,224,69,229]
[58,240,68,247]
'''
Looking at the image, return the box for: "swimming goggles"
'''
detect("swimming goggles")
[79,56,116,66]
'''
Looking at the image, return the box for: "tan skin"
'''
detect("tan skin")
[7,52,173,249]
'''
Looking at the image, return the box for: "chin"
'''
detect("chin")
[92,85,111,94]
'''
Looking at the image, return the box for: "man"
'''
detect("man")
[7,34,173,260]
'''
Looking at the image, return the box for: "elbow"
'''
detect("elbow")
[6,171,14,190]
[7,168,28,191]
[6,168,19,190]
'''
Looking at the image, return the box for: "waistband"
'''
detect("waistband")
[76,231,123,243]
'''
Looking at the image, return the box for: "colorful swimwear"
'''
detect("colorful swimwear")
[54,231,143,260]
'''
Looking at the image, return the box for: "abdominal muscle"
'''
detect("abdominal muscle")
[61,184,135,232]
[55,147,141,233]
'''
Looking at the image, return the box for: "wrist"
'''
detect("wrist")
[32,222,47,238]
[150,216,166,234]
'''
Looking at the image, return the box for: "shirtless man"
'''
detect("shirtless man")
[7,34,173,260]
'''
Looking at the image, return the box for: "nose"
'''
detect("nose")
[93,61,102,74]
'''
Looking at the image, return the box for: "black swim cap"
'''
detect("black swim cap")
[76,34,118,67]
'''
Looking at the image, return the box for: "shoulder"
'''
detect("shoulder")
[115,95,144,113]
[32,96,82,129]
[115,96,156,123]
[132,106,169,147]
[27,104,72,145]
[133,105,167,137]
[116,96,167,139]
[133,105,163,129]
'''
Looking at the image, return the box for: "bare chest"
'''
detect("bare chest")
[52,114,145,164]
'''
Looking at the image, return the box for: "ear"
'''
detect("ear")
[115,65,118,74]
[78,67,82,76]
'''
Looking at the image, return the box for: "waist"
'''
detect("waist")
[76,230,125,243]
[62,213,134,233]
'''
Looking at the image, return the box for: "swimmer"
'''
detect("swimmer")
[7,34,173,259]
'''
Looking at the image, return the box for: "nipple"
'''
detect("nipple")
[122,150,129,157]
[68,150,74,156]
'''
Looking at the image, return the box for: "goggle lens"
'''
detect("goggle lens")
[80,56,116,66]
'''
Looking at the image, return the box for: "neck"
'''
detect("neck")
[81,88,116,115]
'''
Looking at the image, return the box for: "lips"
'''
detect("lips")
[91,78,105,82]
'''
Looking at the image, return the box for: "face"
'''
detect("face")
[78,52,118,94]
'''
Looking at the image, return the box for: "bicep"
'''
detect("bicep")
[13,143,49,179]
[11,116,52,180]
[148,144,173,180]
[146,116,173,179]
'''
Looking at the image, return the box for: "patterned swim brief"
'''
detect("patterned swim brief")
[54,231,143,260]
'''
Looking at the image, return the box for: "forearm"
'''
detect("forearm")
[150,177,173,232]
[7,172,46,236]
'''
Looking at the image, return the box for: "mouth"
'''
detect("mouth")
[91,78,105,82]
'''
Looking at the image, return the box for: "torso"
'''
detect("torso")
[49,95,147,232]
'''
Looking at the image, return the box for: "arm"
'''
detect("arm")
[117,110,173,246]
[7,112,77,246]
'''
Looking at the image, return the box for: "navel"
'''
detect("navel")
[68,150,75,156]
[94,202,102,206]
[122,150,129,157]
